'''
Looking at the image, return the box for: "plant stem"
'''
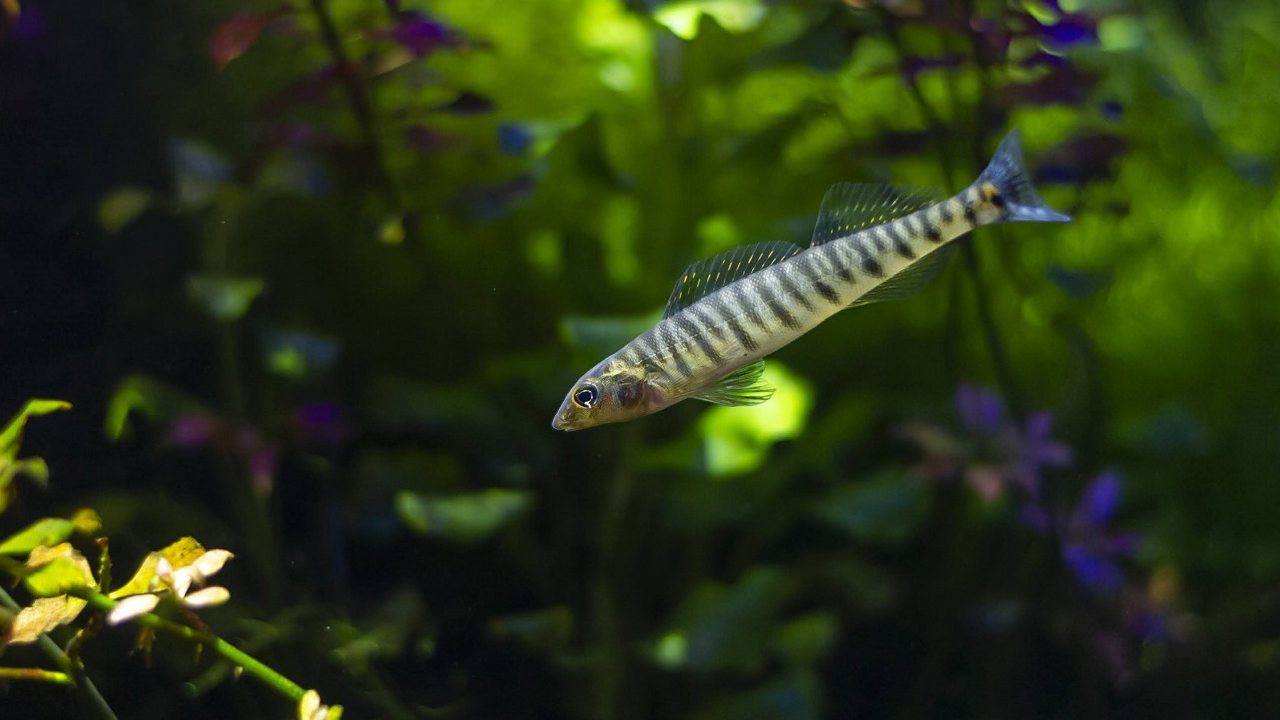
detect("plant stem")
[0,585,119,720]
[307,0,403,211]
[71,589,306,702]
[0,667,74,685]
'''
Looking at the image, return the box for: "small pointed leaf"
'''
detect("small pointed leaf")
[0,518,75,555]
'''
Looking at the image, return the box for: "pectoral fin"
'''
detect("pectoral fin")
[692,361,774,406]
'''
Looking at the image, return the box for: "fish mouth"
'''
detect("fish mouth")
[551,416,583,431]
[551,407,583,431]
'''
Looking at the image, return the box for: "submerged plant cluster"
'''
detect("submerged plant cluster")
[3,0,1279,717]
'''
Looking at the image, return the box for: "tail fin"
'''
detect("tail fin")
[976,130,1071,223]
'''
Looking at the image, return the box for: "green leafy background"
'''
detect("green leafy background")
[2,0,1279,717]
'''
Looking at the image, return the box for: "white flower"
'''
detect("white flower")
[106,593,161,625]
[109,548,235,624]
[298,689,343,720]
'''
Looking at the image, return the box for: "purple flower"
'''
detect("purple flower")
[955,384,1004,435]
[1006,412,1072,494]
[171,415,217,447]
[295,402,347,446]
[901,385,1074,502]
[1059,471,1141,594]
[390,14,449,56]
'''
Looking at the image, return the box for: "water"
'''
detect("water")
[2,0,1278,717]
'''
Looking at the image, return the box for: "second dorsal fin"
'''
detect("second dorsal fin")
[811,183,940,247]
[663,241,803,319]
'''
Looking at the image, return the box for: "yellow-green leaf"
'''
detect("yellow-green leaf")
[97,187,153,234]
[0,518,75,555]
[0,400,72,460]
[0,458,51,515]
[71,508,102,535]
[23,544,95,597]
[395,489,530,543]
[109,537,206,598]
[3,595,88,646]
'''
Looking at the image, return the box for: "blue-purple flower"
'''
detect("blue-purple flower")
[899,384,1071,500]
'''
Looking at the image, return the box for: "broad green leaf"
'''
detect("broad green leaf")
[653,0,766,40]
[811,471,930,544]
[0,399,71,460]
[395,489,529,543]
[0,518,75,555]
[3,595,88,646]
[652,566,792,673]
[23,544,95,597]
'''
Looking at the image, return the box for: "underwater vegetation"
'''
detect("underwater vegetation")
[2,0,1280,718]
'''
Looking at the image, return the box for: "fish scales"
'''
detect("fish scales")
[631,204,969,387]
[553,130,1071,430]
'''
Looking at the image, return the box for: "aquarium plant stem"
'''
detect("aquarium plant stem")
[307,0,402,211]
[70,588,307,703]
[0,585,120,720]
[0,667,74,684]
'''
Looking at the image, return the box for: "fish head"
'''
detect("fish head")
[552,358,658,431]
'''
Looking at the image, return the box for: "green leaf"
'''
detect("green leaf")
[772,612,837,666]
[811,471,930,544]
[652,566,792,673]
[103,374,205,442]
[0,458,51,513]
[653,0,766,40]
[22,544,95,597]
[188,274,265,322]
[395,489,530,543]
[97,187,153,234]
[694,668,820,720]
[0,400,72,460]
[0,518,75,555]
[109,537,207,598]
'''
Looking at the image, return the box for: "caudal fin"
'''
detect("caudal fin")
[976,130,1071,224]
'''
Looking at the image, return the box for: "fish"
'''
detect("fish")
[552,130,1069,431]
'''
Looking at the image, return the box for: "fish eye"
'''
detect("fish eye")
[573,384,599,409]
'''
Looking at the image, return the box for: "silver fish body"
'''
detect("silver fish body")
[553,131,1069,431]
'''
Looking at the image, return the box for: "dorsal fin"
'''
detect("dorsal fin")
[849,244,957,307]
[663,241,803,319]
[811,183,941,247]
[692,360,774,406]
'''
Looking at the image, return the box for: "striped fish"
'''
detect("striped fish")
[552,130,1069,431]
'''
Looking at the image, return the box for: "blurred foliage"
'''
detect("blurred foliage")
[3,0,1280,717]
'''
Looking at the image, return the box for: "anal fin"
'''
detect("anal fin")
[849,244,957,307]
